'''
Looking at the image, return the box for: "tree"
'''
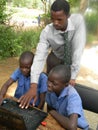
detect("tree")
[41,0,47,13]
[0,0,7,24]
[79,0,88,14]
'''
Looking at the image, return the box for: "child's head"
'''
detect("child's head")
[19,51,34,77]
[48,64,71,96]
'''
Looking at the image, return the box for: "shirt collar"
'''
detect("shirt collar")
[58,85,71,99]
[53,17,75,35]
[67,18,75,31]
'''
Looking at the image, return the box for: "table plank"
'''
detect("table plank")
[37,113,81,130]
[3,96,81,130]
[37,113,65,130]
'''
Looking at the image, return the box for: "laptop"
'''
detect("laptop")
[0,98,48,130]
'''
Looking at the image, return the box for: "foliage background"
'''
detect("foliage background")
[0,0,98,58]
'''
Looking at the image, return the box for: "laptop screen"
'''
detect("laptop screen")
[0,98,48,130]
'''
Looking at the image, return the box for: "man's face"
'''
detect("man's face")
[51,10,69,31]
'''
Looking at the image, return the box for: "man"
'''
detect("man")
[18,0,86,108]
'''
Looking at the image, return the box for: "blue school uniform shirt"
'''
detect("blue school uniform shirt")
[11,68,47,106]
[46,85,89,130]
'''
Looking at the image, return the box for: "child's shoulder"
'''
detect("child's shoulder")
[68,85,80,95]
[12,68,21,75]
[39,72,48,80]
[11,68,22,81]
[67,85,82,100]
[40,72,47,77]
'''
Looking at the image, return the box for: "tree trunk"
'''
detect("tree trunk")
[79,0,88,14]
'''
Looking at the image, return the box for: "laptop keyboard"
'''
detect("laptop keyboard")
[1,98,47,130]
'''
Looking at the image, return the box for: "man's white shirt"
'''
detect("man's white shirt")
[31,14,86,83]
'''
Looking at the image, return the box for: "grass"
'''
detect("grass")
[87,33,98,45]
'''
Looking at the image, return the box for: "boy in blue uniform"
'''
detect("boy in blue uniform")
[46,65,89,129]
[0,51,47,109]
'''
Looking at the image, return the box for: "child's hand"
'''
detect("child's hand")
[18,83,38,109]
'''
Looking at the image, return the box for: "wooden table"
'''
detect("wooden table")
[2,96,81,130]
[37,114,81,130]
[0,112,81,130]
[0,114,64,130]
[37,113,65,130]
[0,96,64,130]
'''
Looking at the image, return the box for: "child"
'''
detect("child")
[46,64,89,130]
[0,51,47,109]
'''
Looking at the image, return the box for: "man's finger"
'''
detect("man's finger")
[33,96,37,106]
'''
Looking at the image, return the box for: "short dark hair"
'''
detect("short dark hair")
[19,51,34,64]
[49,64,71,83]
[51,0,70,15]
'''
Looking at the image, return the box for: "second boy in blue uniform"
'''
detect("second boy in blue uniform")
[46,65,89,129]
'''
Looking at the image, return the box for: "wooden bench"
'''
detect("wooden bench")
[75,83,98,114]
[75,84,98,129]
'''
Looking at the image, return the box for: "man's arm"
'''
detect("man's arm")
[49,110,78,130]
[18,26,50,109]
[30,26,50,84]
[71,14,86,83]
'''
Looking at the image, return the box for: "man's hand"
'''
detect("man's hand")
[69,79,76,86]
[18,83,37,109]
